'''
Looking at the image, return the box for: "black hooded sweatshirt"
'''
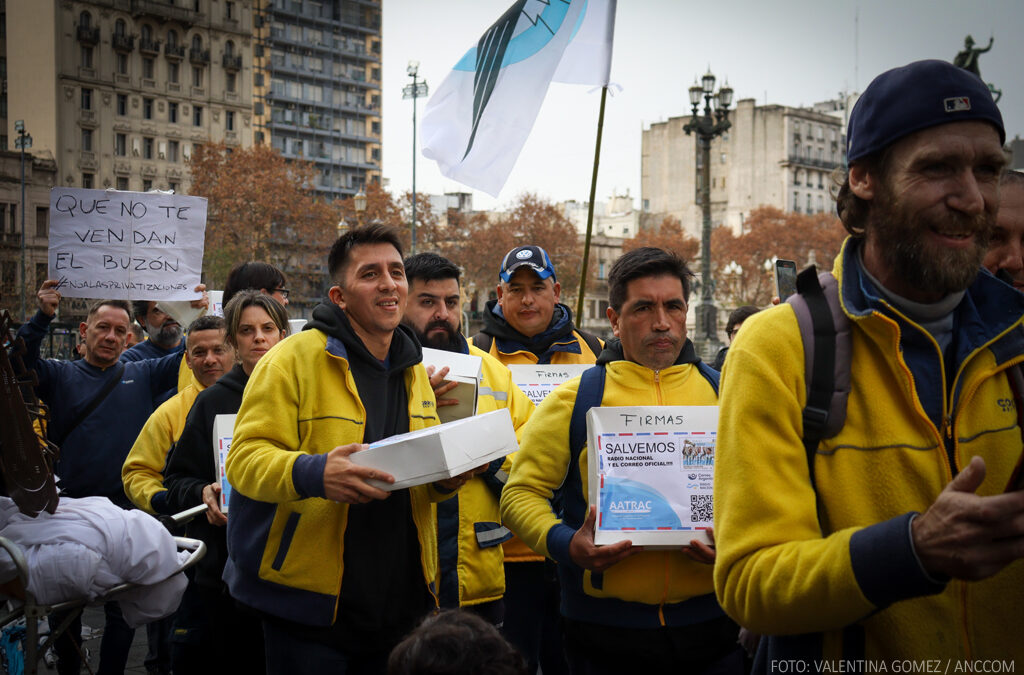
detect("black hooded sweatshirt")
[302,303,434,653]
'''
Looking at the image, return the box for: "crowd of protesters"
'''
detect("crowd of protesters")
[4,60,1024,675]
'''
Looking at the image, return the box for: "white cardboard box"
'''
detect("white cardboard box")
[587,406,718,547]
[351,408,518,491]
[212,414,236,514]
[509,364,591,406]
[421,347,482,423]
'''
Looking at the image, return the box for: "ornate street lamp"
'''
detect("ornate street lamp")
[683,69,733,359]
[14,120,33,322]
[338,188,368,236]
[403,60,429,255]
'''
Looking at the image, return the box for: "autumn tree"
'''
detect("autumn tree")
[622,216,700,263]
[187,142,337,305]
[711,206,845,308]
[446,194,583,304]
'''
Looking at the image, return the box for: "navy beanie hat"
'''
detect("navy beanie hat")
[847,59,1005,163]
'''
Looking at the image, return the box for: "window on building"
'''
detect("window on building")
[192,66,203,88]
[192,35,202,51]
[143,98,153,119]
[806,193,812,213]
[80,11,92,28]
[81,46,93,69]
[226,72,236,92]
[114,18,126,36]
[143,57,154,79]
[117,176,129,190]
[117,94,127,116]
[806,172,812,187]
[817,195,824,213]
[168,101,178,123]
[143,137,154,159]
[193,106,203,126]
[168,140,179,162]
[81,128,93,152]
[169,62,179,83]
[81,88,92,110]
[142,179,153,192]
[225,111,235,131]
[35,208,48,237]
[169,181,179,193]
[167,29,178,47]
[141,24,152,42]
[82,173,94,189]
[598,261,606,280]
[115,133,127,156]
[117,53,128,75]
[818,173,824,189]
[793,192,800,213]
[225,1,235,19]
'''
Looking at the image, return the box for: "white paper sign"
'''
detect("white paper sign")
[588,406,718,547]
[208,290,224,317]
[212,414,236,514]
[48,188,207,300]
[422,347,482,423]
[509,364,591,406]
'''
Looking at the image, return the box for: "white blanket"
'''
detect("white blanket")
[0,496,188,627]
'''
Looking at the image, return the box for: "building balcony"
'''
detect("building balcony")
[165,43,185,60]
[222,54,242,71]
[130,0,198,27]
[112,34,135,52]
[784,154,840,172]
[77,25,100,45]
[139,38,161,55]
[189,48,211,65]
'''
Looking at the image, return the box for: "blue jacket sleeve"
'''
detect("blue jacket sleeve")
[15,310,56,397]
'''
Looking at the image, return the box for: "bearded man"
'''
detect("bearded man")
[714,60,1024,666]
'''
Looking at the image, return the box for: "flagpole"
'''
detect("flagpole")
[576,85,608,324]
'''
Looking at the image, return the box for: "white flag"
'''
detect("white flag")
[421,0,617,197]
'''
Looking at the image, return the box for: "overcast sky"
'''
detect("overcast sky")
[380,0,1023,212]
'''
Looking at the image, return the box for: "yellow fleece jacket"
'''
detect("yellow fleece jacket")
[714,243,1024,661]
[501,355,723,626]
[438,343,535,608]
[121,371,205,514]
[223,328,445,626]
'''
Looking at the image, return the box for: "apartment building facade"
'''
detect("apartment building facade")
[7,0,254,195]
[254,0,381,199]
[641,98,846,239]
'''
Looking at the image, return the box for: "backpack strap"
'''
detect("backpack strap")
[471,332,493,353]
[569,365,607,460]
[695,360,721,395]
[563,365,606,528]
[52,362,126,448]
[576,330,603,360]
[787,266,851,490]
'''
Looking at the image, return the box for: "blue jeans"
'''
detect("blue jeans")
[262,619,388,675]
[49,602,134,675]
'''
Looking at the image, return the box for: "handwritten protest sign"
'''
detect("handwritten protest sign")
[48,188,207,300]
[509,364,591,406]
[588,406,718,547]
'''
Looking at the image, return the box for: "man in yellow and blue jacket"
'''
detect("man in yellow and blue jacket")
[402,252,535,625]
[473,244,602,674]
[501,247,743,674]
[121,315,234,515]
[224,225,475,674]
[715,60,1024,667]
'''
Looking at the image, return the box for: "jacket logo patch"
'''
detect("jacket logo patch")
[998,398,1016,413]
[422,400,435,408]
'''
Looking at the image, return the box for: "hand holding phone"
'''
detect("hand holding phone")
[774,259,798,303]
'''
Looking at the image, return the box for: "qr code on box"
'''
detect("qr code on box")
[690,494,712,522]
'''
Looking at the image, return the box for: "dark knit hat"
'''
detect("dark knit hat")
[847,59,1005,163]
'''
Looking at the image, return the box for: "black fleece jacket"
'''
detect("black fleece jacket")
[163,363,249,590]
